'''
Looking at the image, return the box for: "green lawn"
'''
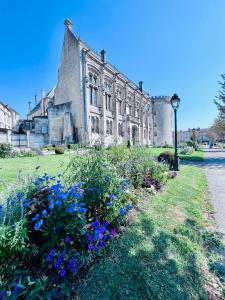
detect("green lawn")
[76,166,219,299]
[0,154,72,192]
[148,147,204,161]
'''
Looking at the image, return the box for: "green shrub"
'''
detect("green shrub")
[55,148,65,155]
[158,151,175,170]
[0,143,12,158]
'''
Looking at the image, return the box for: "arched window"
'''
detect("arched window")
[110,121,113,135]
[105,82,112,112]
[91,116,95,133]
[96,117,100,134]
[89,73,98,106]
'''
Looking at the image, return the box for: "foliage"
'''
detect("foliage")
[0,143,12,158]
[179,144,194,155]
[0,143,35,159]
[214,74,225,117]
[0,146,170,298]
[76,166,224,300]
[158,151,175,170]
[55,148,65,155]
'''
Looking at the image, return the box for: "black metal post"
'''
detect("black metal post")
[174,108,179,171]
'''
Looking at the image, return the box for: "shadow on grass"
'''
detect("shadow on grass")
[76,213,207,300]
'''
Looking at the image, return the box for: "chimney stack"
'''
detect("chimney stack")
[100,49,106,63]
[41,89,45,99]
[28,101,32,113]
[35,94,38,106]
[139,81,143,92]
[64,19,73,31]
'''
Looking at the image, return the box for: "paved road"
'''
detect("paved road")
[182,149,225,240]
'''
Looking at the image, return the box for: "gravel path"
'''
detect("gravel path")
[182,148,225,240]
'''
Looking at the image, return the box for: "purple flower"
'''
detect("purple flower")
[58,268,66,278]
[64,236,71,244]
[86,233,93,242]
[110,229,117,237]
[88,243,94,252]
[53,261,61,268]
[49,249,56,256]
[110,194,117,200]
[34,219,43,231]
[67,259,79,274]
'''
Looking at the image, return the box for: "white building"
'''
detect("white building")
[0,101,19,130]
[28,19,173,147]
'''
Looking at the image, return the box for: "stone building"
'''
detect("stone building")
[28,19,173,147]
[0,101,19,130]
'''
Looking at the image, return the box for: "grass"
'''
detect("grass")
[76,166,215,299]
[0,154,72,192]
[147,147,204,161]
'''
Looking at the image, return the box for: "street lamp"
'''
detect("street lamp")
[170,94,180,171]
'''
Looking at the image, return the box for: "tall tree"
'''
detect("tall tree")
[215,74,225,117]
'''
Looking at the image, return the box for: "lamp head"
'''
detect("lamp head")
[170,94,180,110]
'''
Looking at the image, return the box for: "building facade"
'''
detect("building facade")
[176,128,210,144]
[27,19,173,147]
[0,101,19,130]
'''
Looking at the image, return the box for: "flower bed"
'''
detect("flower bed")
[0,149,173,298]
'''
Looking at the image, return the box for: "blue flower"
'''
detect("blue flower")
[49,203,55,210]
[58,268,66,278]
[107,202,113,207]
[46,254,53,262]
[42,209,48,216]
[32,214,40,221]
[13,285,21,297]
[91,220,100,229]
[120,207,127,216]
[77,207,87,213]
[55,201,62,206]
[127,204,133,210]
[34,219,43,231]
[66,204,76,213]
[53,261,61,268]
[67,258,79,274]
[110,194,117,201]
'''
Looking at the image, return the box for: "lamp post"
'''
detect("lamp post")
[170,94,180,171]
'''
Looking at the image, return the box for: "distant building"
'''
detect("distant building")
[175,128,209,144]
[0,101,19,130]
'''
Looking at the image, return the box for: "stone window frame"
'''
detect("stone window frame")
[106,119,113,135]
[104,81,113,112]
[118,122,124,137]
[88,67,99,107]
[91,115,100,134]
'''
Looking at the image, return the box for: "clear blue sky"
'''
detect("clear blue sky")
[0,0,225,130]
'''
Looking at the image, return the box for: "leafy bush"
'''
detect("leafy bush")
[0,147,172,298]
[0,143,12,158]
[158,151,175,170]
[179,145,194,155]
[55,148,65,155]
[186,140,199,151]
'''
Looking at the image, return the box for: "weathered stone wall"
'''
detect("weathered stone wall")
[48,102,73,145]
[54,22,82,143]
